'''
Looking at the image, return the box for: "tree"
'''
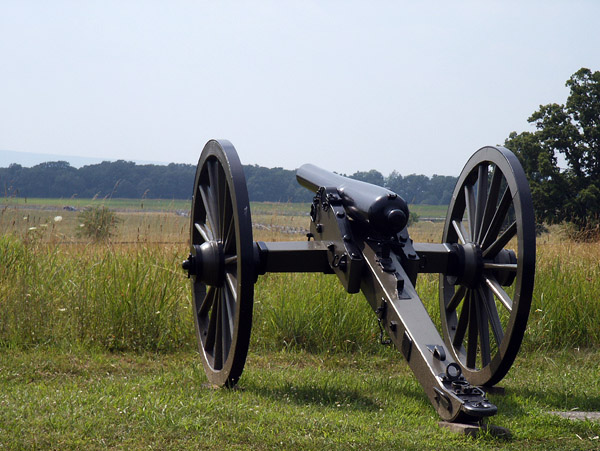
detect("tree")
[349,169,385,187]
[505,68,600,235]
[504,130,568,225]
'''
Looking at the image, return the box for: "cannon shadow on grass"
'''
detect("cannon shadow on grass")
[238,376,431,414]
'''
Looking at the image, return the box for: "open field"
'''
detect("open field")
[1,200,600,448]
[1,196,192,212]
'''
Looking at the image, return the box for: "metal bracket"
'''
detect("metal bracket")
[427,344,447,361]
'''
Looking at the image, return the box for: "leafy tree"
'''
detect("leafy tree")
[349,169,385,187]
[505,68,600,235]
[504,131,568,225]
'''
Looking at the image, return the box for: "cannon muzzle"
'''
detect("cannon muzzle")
[296,163,409,236]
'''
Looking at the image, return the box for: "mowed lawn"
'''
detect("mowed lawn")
[1,348,600,450]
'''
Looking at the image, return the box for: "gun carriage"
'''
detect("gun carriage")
[182,139,535,423]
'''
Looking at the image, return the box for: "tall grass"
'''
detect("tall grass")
[0,236,194,351]
[1,201,600,354]
[525,240,600,349]
[252,273,382,354]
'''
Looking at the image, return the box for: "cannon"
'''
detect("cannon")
[182,139,535,423]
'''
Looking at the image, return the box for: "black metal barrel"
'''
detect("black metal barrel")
[296,163,410,236]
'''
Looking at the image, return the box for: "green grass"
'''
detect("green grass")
[2,220,600,354]
[409,204,448,219]
[2,197,441,217]
[0,237,193,351]
[1,347,599,449]
[252,273,383,354]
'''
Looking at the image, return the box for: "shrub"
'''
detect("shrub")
[76,206,122,242]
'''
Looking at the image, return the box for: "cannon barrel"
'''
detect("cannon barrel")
[296,163,410,236]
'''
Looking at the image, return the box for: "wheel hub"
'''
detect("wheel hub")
[452,243,483,288]
[182,241,225,286]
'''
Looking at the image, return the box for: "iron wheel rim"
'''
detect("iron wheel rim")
[440,146,535,387]
[190,139,254,387]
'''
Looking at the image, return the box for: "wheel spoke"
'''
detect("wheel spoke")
[453,291,470,348]
[446,285,467,313]
[484,275,513,312]
[209,161,224,238]
[475,289,491,367]
[225,272,238,302]
[213,290,223,370]
[220,289,232,365]
[223,210,236,254]
[474,164,489,244]
[212,161,227,239]
[467,290,478,368]
[478,165,503,244]
[206,160,222,234]
[478,285,504,346]
[198,285,216,318]
[194,222,212,243]
[204,287,220,354]
[199,184,219,237]
[481,186,512,250]
[482,221,517,259]
[483,262,517,271]
[464,185,476,242]
[224,255,238,265]
[452,220,469,245]
[218,172,232,240]
[222,280,236,342]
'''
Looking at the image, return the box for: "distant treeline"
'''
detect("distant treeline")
[0,161,456,205]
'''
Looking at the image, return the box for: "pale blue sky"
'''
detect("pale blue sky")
[1,1,599,175]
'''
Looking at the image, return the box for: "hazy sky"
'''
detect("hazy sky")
[1,1,599,176]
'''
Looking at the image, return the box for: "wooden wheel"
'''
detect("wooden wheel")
[440,146,535,387]
[183,139,254,387]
